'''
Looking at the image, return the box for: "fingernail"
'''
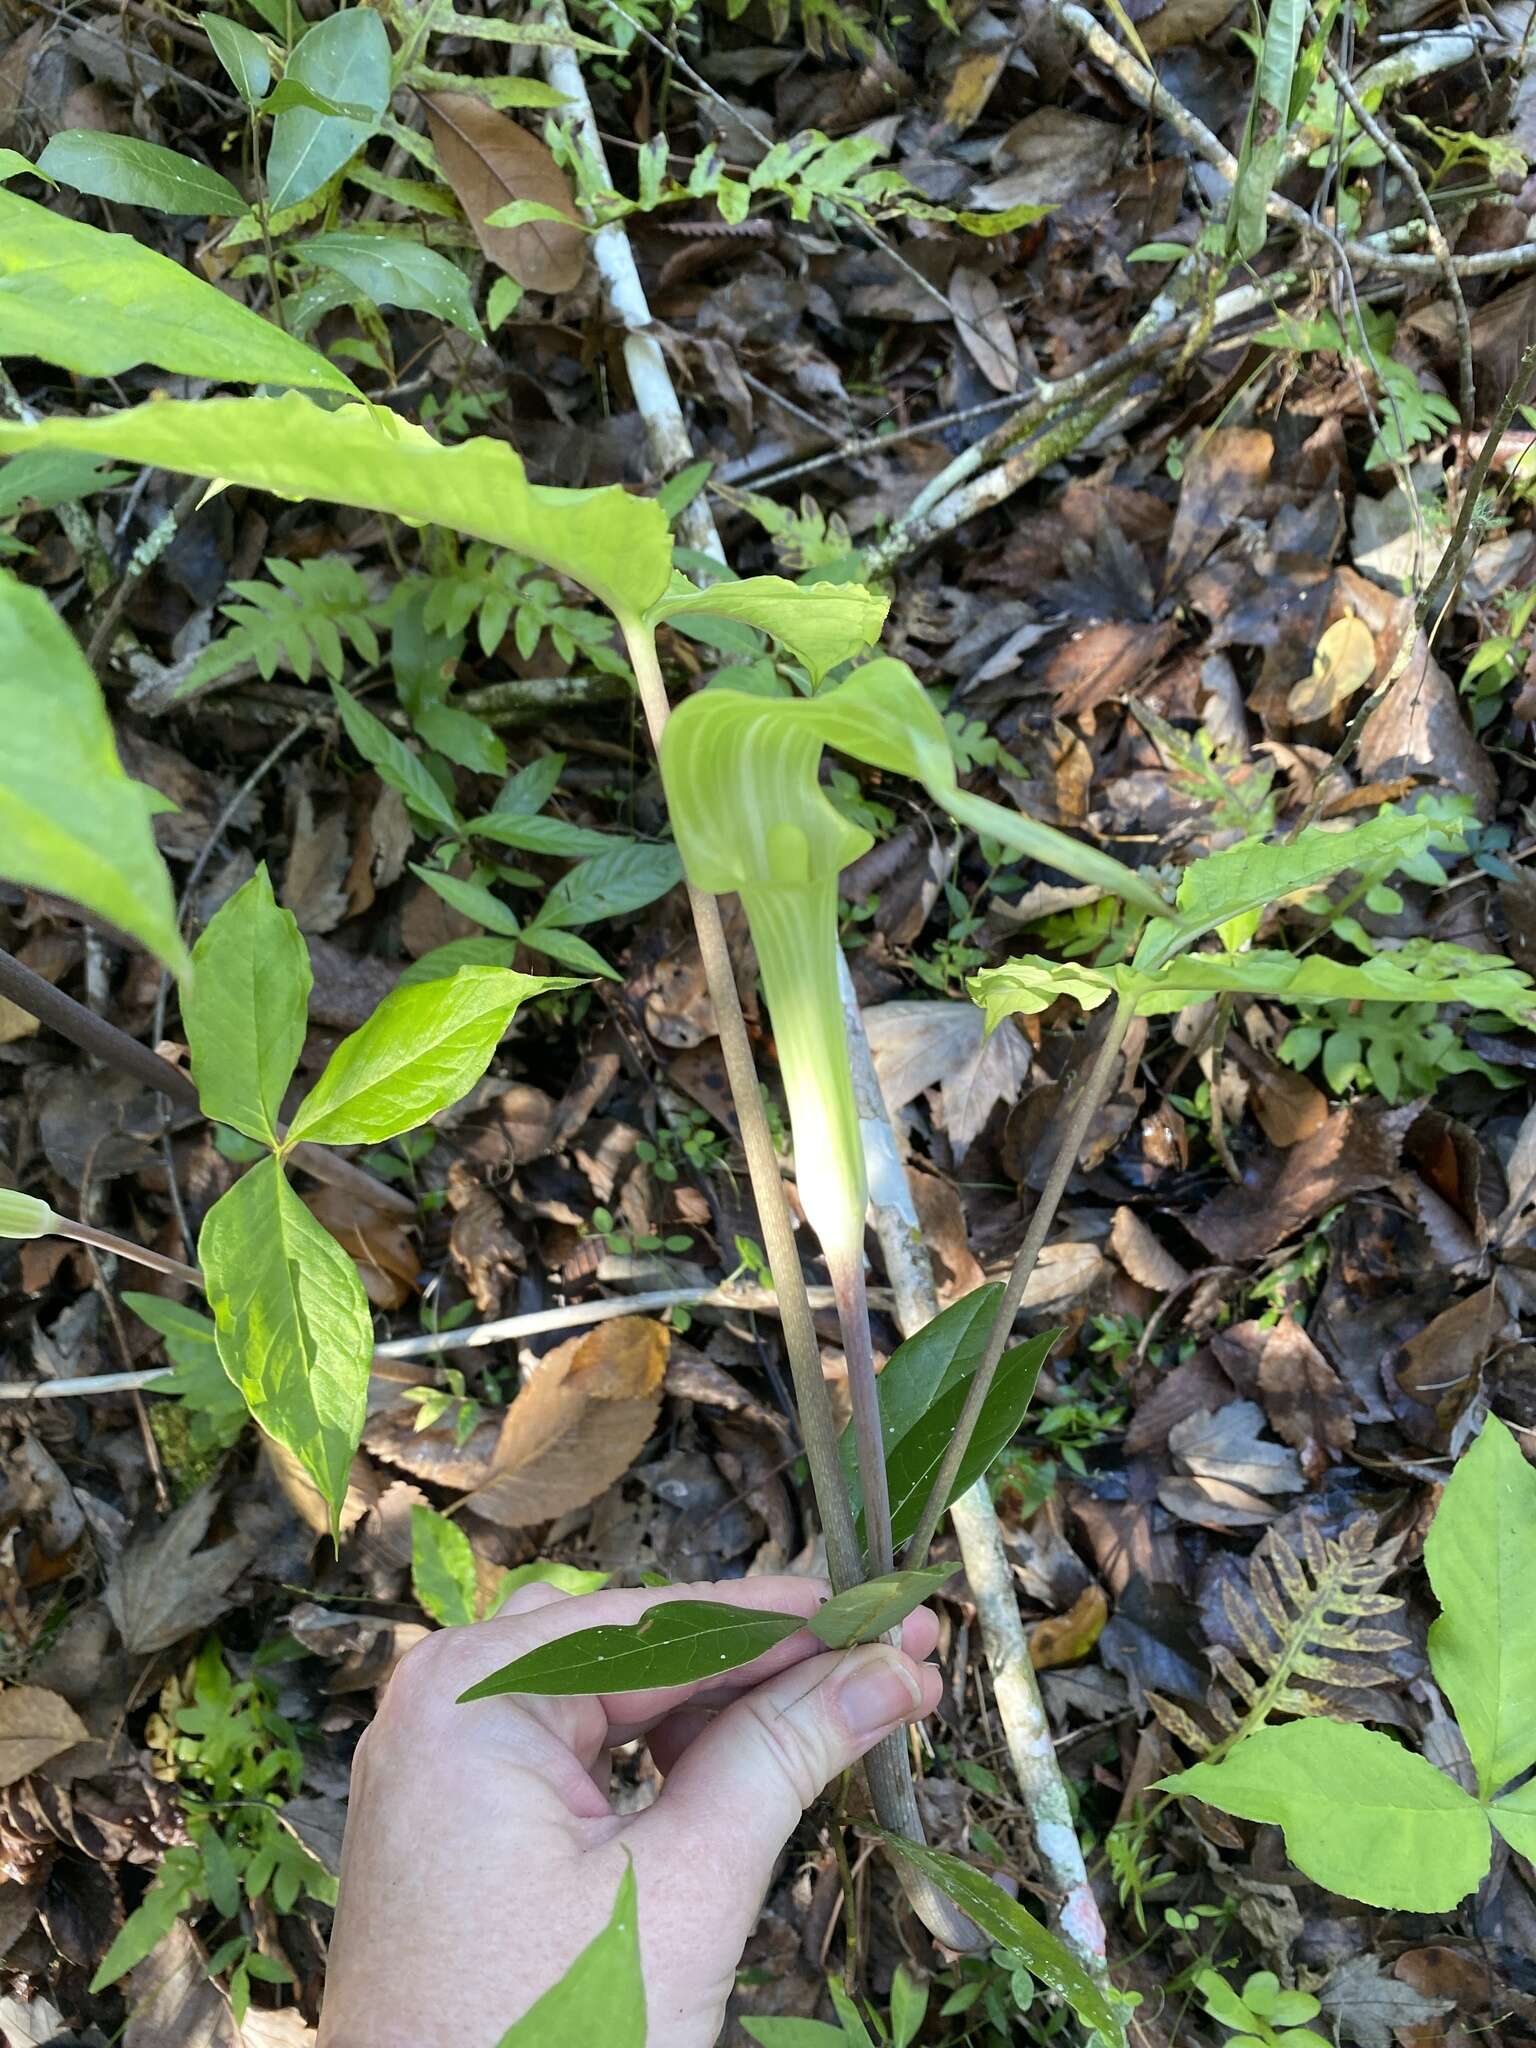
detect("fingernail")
[834,1645,926,1736]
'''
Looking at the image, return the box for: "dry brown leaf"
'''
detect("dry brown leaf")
[1288,612,1377,721]
[950,265,1018,393]
[103,1490,252,1655]
[264,1441,380,1542]
[1159,1400,1304,1528]
[446,1161,521,1314]
[1028,1583,1108,1669]
[1231,1038,1328,1149]
[1189,1101,1419,1261]
[1212,1314,1356,1474]
[304,1182,420,1311]
[863,1000,1030,1154]
[1359,634,1498,820]
[906,1165,986,1302]
[0,1688,88,1790]
[1109,1205,1189,1294]
[425,92,584,294]
[1163,427,1273,590]
[464,1318,667,1527]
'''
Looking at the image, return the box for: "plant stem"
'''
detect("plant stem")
[826,1246,894,1577]
[901,993,1135,1571]
[52,1215,203,1291]
[620,619,863,1592]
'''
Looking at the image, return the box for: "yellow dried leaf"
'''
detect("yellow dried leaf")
[1028,1583,1108,1670]
[570,1315,670,1400]
[1289,613,1377,721]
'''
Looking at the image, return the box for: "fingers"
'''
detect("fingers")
[634,1643,942,1905]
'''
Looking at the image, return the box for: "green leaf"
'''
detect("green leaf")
[286,965,568,1146]
[411,1504,479,1627]
[181,866,310,1146]
[458,1599,804,1700]
[0,188,356,393]
[464,810,615,859]
[649,575,888,687]
[490,1559,611,1608]
[258,77,372,118]
[411,865,522,938]
[519,922,616,979]
[742,2025,849,2046]
[200,12,272,105]
[331,683,460,833]
[198,1154,373,1528]
[1158,1721,1491,1911]
[495,1863,645,2048]
[541,842,684,926]
[396,936,520,988]
[89,1846,204,1992]
[0,568,188,975]
[878,1330,1055,1551]
[845,1288,1004,1474]
[0,394,673,621]
[0,1190,57,1238]
[876,1832,1123,2038]
[0,449,127,519]
[890,1963,929,2048]
[35,131,243,215]
[1197,1970,1258,2031]
[1425,1413,1536,1797]
[300,229,483,339]
[1138,811,1441,968]
[266,7,391,211]
[807,1563,956,1649]
[1490,1778,1536,1861]
[0,147,43,183]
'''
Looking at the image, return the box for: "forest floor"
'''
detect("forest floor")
[4,0,1536,2041]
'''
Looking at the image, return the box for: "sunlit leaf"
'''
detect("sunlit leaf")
[411,1504,479,1627]
[649,574,888,687]
[458,1599,804,1699]
[181,866,311,1145]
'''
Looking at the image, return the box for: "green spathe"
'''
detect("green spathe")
[0,569,189,976]
[0,396,674,621]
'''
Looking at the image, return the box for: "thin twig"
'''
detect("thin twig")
[902,995,1136,1572]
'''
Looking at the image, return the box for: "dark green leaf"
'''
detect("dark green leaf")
[841,1288,1003,1503]
[458,1599,804,1700]
[300,229,483,339]
[519,920,616,979]
[876,1832,1123,2039]
[265,7,390,211]
[410,864,522,937]
[541,841,683,926]
[807,1564,956,1649]
[331,682,460,833]
[200,12,272,105]
[396,936,519,988]
[464,810,616,858]
[36,131,244,216]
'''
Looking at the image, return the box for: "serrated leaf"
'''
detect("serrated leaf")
[649,575,888,687]
[1158,1720,1491,1911]
[181,865,310,1145]
[266,8,390,211]
[458,1599,804,1699]
[331,682,459,833]
[199,1155,373,1528]
[0,568,188,975]
[495,1864,644,2048]
[1425,1413,1536,1797]
[807,1564,956,1649]
[411,1504,479,1627]
[287,965,568,1146]
[0,188,354,392]
[0,394,672,622]
[876,1832,1122,2038]
[36,132,244,215]
[200,12,272,105]
[300,229,483,338]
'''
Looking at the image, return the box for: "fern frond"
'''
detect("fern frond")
[184,558,383,694]
[1150,1515,1407,1760]
[418,543,629,674]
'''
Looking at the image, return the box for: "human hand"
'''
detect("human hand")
[317,1576,943,2048]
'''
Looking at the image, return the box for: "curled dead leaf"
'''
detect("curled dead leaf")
[464,1317,668,1528]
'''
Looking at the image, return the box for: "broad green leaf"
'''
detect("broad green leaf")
[840,1287,1003,1485]
[541,842,684,926]
[411,865,522,938]
[36,131,243,215]
[331,683,459,833]
[465,810,615,858]
[495,1863,645,2048]
[0,147,42,182]
[286,965,568,1146]
[200,12,272,104]
[89,1846,203,1992]
[826,1982,876,2048]
[259,77,372,118]
[129,1292,250,1444]
[1137,811,1441,969]
[970,946,1536,1030]
[890,1964,928,2048]
[199,1154,373,1526]
[124,1292,218,1366]
[490,1559,611,1608]
[0,568,188,975]
[396,936,520,987]
[519,921,617,979]
[0,395,672,620]
[878,1330,1055,1550]
[876,1832,1122,2038]
[266,7,390,211]
[0,449,127,518]
[0,1191,57,1238]
[181,866,310,1145]
[458,1599,804,1699]
[743,2024,849,2046]
[0,189,356,393]
[1425,1413,1536,1797]
[1491,1779,1536,1861]
[1197,1970,1259,2032]
[411,1504,479,1627]
[807,1563,956,1649]
[1158,1721,1491,1912]
[649,575,888,687]
[300,229,483,338]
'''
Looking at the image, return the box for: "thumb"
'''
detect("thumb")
[637,1642,941,1891]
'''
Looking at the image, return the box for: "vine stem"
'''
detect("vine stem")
[901,993,1136,1572]
[620,617,981,1953]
